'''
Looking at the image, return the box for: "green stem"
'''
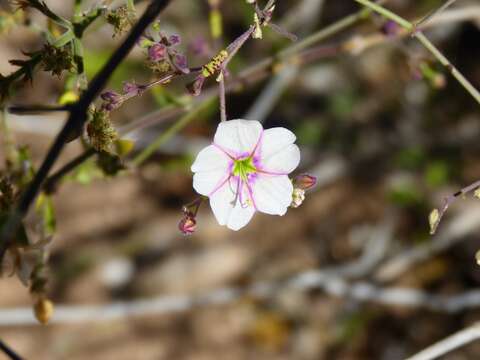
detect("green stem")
[354,0,480,106]
[280,7,372,58]
[52,29,75,47]
[132,98,216,166]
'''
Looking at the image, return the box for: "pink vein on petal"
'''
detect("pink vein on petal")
[257,169,290,176]
[245,181,258,211]
[208,174,231,197]
[212,142,236,159]
[250,129,264,158]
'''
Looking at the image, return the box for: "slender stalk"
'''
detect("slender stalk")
[0,0,173,260]
[219,70,227,122]
[43,149,96,194]
[406,322,480,360]
[414,0,457,29]
[354,0,480,106]
[132,97,216,166]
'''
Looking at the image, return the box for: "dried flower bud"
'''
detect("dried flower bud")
[428,208,440,235]
[187,75,206,96]
[34,297,54,325]
[41,44,74,77]
[106,5,135,37]
[179,215,196,235]
[87,108,118,152]
[148,43,167,62]
[252,13,263,39]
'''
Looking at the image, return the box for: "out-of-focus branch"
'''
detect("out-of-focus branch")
[406,322,480,360]
[375,202,480,282]
[4,255,480,326]
[0,339,23,360]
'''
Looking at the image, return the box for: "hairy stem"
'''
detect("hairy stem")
[132,97,216,166]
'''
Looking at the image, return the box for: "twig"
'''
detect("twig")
[0,339,23,360]
[354,0,480,106]
[414,0,457,30]
[0,0,173,260]
[131,97,216,166]
[375,202,480,282]
[406,322,480,360]
[219,69,227,122]
[2,267,480,326]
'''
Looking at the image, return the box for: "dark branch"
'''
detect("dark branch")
[0,0,173,259]
[8,105,71,114]
[0,339,23,360]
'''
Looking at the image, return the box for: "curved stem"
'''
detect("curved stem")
[354,0,480,106]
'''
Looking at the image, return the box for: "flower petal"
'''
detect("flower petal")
[257,128,300,174]
[261,144,300,174]
[192,145,231,196]
[191,145,230,173]
[209,179,256,231]
[193,171,229,196]
[214,119,263,157]
[251,175,293,216]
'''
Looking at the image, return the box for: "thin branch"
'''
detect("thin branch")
[0,339,23,360]
[375,202,480,282]
[8,105,71,114]
[406,322,480,360]
[2,267,480,326]
[218,69,227,122]
[414,0,457,30]
[0,0,173,260]
[354,0,480,106]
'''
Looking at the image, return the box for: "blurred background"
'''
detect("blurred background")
[2,0,480,359]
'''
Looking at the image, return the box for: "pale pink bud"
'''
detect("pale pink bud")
[148,43,167,61]
[294,174,317,190]
[179,216,196,235]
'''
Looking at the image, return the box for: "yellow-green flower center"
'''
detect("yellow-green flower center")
[233,157,256,181]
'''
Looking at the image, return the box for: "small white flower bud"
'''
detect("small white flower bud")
[291,188,305,208]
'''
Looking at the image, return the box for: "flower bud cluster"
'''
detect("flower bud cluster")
[106,5,136,37]
[140,29,189,75]
[291,174,317,208]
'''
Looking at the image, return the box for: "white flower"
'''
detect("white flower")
[191,119,300,231]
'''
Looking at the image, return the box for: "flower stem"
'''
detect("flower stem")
[354,0,480,106]
[132,97,217,166]
[219,70,227,122]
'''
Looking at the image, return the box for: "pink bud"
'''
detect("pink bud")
[148,43,167,61]
[168,34,181,46]
[123,81,140,96]
[294,174,317,190]
[179,216,196,235]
